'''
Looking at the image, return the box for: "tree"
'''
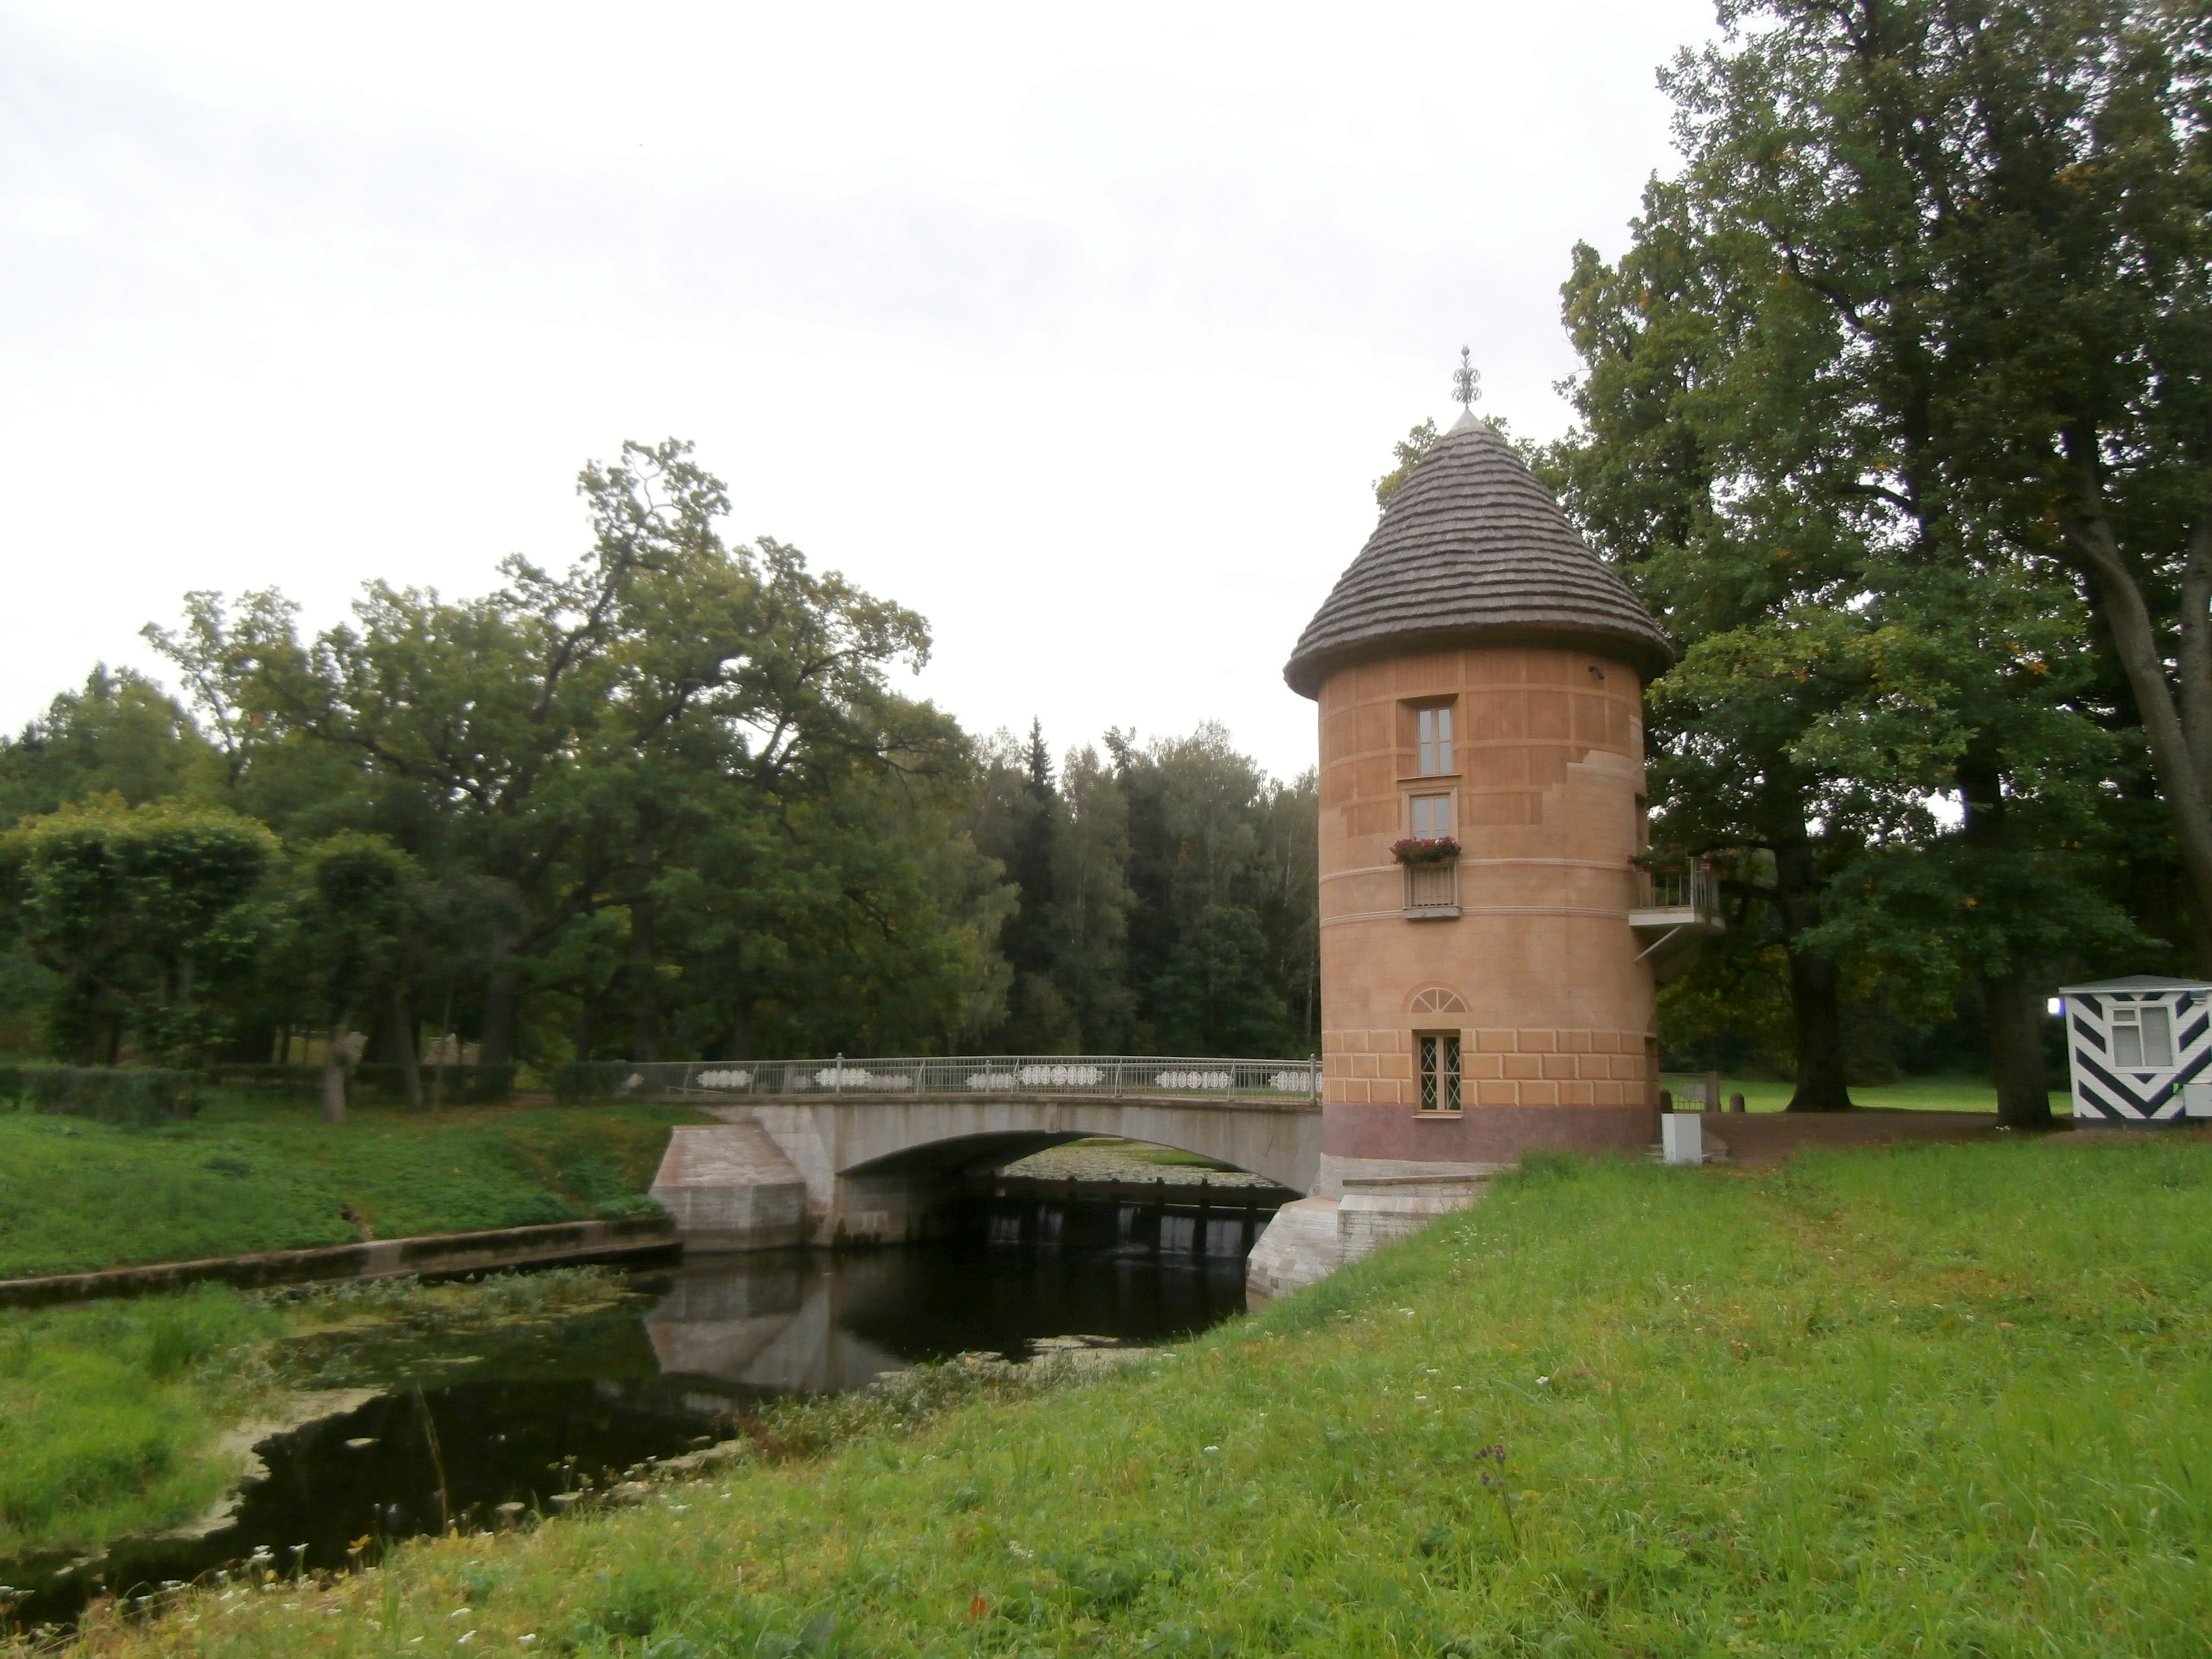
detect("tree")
[1545,0,2168,1116]
[1643,0,2211,1112]
[148,439,938,1066]
[1113,724,1314,1057]
[635,733,1013,1061]
[990,720,1071,1049]
[0,800,276,1063]
[1743,0,2212,953]
[287,833,420,1121]
[1544,196,1907,1110]
[1152,903,1290,1055]
[0,668,213,823]
[1374,420,1440,507]
[1047,745,1137,1049]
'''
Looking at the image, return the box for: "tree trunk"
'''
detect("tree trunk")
[429,982,454,1111]
[479,936,520,1067]
[2061,452,2212,936]
[1957,743,2052,1126]
[1783,942,1855,1111]
[390,984,425,1111]
[1983,964,2052,1128]
[575,990,596,1067]
[1772,824,1855,1111]
[320,1021,350,1124]
[629,821,659,1063]
[720,996,757,1063]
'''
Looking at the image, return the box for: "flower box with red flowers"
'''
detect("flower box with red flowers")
[1391,836,1462,866]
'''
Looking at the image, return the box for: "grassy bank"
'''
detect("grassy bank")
[0,1097,705,1281]
[0,1270,640,1563]
[49,1130,2212,1657]
[0,1286,284,1561]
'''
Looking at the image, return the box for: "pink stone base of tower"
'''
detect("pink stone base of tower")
[1321,1101,1660,1166]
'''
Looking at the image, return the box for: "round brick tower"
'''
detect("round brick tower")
[1284,411,1674,1186]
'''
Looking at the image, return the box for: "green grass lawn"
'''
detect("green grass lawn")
[1686,1074,2074,1115]
[0,1285,285,1562]
[0,1096,707,1280]
[59,1131,2212,1658]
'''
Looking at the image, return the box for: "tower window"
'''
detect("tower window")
[1409,793,1453,839]
[1417,1032,1463,1112]
[2114,1003,2175,1069]
[1417,706,1455,776]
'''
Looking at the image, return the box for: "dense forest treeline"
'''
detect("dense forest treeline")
[0,442,1319,1087]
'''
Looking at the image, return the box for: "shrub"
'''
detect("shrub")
[23,1067,201,1127]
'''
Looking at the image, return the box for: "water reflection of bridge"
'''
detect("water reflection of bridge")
[643,1056,1323,1250]
[644,1254,902,1394]
[638,1249,1248,1396]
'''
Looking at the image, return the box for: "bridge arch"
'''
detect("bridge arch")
[651,1094,1322,1250]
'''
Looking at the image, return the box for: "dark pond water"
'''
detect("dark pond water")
[2,1243,1250,1632]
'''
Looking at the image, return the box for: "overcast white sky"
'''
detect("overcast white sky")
[0,0,1719,781]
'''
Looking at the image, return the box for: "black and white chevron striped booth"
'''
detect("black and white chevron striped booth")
[2060,975,2212,1126]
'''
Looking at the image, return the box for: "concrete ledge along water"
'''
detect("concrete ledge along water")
[0,1215,681,1309]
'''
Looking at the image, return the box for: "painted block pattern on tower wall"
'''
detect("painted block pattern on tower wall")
[1323,1027,1651,1108]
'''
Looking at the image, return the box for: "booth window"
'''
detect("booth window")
[2113,1003,2175,1069]
[1416,706,1455,776]
[1417,1032,1463,1112]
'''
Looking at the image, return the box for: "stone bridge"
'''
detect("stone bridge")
[648,1086,1323,1251]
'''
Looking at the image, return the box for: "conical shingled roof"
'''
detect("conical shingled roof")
[1283,412,1672,697]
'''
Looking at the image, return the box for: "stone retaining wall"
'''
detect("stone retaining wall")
[0,1214,679,1308]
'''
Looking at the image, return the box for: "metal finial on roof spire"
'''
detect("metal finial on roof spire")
[1452,346,1482,411]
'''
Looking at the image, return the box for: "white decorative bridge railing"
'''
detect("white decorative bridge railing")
[565,1056,1322,1103]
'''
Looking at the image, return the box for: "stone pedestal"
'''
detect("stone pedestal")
[1242,1198,1346,1303]
[1245,1161,1495,1305]
[649,1122,807,1250]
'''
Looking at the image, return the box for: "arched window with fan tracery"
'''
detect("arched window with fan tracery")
[1406,986,1469,1018]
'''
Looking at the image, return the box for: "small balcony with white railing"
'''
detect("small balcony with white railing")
[1394,836,1462,920]
[1629,861,1725,982]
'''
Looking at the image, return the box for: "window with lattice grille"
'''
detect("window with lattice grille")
[1417,1031,1462,1112]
